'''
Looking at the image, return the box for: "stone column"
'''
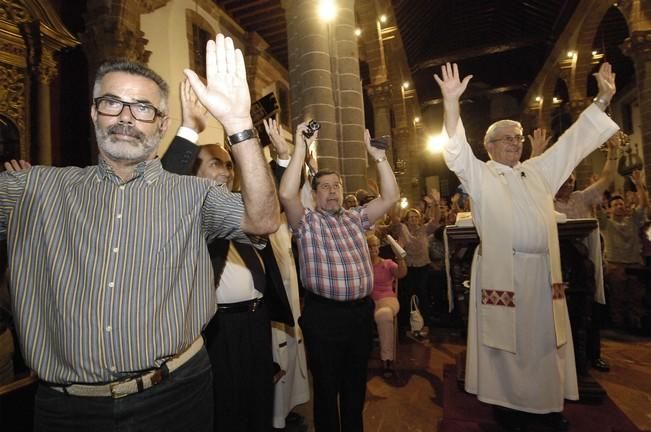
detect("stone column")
[334,0,367,193]
[284,0,338,172]
[622,30,651,186]
[283,0,366,193]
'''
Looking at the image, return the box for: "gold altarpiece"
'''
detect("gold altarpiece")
[0,0,78,164]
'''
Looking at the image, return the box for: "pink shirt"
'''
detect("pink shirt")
[371,259,398,301]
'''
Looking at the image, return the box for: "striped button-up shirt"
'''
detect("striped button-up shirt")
[294,207,373,300]
[0,159,255,384]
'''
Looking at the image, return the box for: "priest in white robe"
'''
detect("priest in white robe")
[434,62,619,431]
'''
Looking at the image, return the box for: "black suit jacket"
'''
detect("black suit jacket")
[161,136,294,326]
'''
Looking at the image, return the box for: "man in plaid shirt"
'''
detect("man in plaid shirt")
[279,124,400,432]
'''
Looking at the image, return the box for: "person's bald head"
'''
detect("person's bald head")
[194,144,234,190]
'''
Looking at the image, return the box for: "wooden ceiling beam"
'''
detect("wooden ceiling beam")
[421,84,528,108]
[253,22,286,34]
[235,5,280,20]
[219,0,275,14]
[413,37,542,72]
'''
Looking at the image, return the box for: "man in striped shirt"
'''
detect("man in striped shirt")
[0,34,279,432]
[279,124,400,432]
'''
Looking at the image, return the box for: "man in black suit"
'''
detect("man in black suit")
[162,80,293,432]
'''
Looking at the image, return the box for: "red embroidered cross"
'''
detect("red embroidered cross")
[481,289,515,307]
[552,283,566,300]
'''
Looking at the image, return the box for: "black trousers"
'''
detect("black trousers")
[587,301,604,361]
[203,301,273,432]
[299,293,374,432]
[398,265,433,331]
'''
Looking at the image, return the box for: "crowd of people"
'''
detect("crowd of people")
[0,33,649,432]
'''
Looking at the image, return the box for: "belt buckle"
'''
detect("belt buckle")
[109,381,130,399]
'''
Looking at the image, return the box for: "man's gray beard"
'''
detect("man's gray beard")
[95,124,160,163]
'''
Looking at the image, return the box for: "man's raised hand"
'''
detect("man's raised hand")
[184,34,252,134]
[593,62,616,102]
[433,63,473,102]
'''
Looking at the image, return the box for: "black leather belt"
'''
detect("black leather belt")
[307,292,370,307]
[217,297,264,313]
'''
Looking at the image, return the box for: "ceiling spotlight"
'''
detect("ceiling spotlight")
[535,96,542,102]
[400,197,409,209]
[354,28,362,36]
[592,50,598,56]
[402,81,410,89]
[553,97,561,104]
[318,0,337,22]
[427,133,445,154]
[566,50,575,58]
[379,14,387,23]
[414,116,420,123]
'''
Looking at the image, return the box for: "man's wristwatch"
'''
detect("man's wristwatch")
[227,128,258,146]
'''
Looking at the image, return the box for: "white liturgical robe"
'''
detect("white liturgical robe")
[444,104,619,413]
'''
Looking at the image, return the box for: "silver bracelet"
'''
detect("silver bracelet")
[593,96,609,111]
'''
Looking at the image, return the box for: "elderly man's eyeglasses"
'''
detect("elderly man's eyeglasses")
[491,135,525,144]
[94,96,165,123]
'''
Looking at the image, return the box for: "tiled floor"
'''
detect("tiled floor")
[285,327,651,432]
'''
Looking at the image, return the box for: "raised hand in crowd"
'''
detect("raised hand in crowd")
[3,159,31,172]
[591,133,620,191]
[362,129,401,224]
[278,121,320,229]
[631,169,649,210]
[423,188,440,207]
[528,128,551,158]
[423,188,442,230]
[450,192,461,211]
[180,79,209,134]
[263,117,290,160]
[606,132,620,155]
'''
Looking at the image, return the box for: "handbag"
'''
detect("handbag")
[409,294,424,334]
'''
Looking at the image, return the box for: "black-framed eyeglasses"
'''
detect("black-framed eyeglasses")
[94,96,165,123]
[491,135,525,144]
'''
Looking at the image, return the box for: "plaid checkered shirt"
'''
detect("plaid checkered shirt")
[294,207,373,300]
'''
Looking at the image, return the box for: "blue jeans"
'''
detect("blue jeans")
[34,348,213,432]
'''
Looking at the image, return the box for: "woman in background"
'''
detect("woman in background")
[367,233,407,377]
